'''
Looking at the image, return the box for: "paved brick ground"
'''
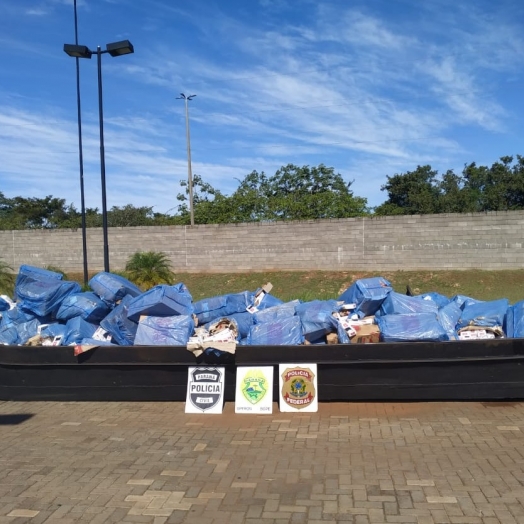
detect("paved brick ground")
[1,400,524,523]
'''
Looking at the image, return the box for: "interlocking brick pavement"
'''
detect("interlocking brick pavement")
[1,400,524,523]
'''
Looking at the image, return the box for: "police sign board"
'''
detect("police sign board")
[278,364,318,412]
[185,366,225,414]
[235,366,273,414]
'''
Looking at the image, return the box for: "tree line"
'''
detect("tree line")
[1,156,523,229]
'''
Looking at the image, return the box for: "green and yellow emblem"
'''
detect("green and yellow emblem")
[241,369,268,405]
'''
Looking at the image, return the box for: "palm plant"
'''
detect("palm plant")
[0,258,15,296]
[125,251,175,290]
[44,265,68,280]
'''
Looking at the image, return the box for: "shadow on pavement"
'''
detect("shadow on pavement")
[0,414,34,425]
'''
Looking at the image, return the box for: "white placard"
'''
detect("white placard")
[185,366,225,414]
[235,366,274,414]
[278,364,318,412]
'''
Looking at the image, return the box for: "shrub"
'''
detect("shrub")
[0,258,15,296]
[125,251,175,290]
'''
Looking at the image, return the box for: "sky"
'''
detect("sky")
[1,0,523,215]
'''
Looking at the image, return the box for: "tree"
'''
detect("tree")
[176,174,228,225]
[229,164,368,221]
[375,165,441,215]
[125,251,175,290]
[107,205,155,227]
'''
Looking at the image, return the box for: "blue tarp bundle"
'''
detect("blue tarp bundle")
[100,294,138,346]
[17,279,81,317]
[437,301,462,340]
[134,315,194,346]
[127,283,194,322]
[0,297,10,312]
[246,316,304,345]
[456,298,509,330]
[89,272,142,304]
[376,313,449,342]
[248,289,284,311]
[253,300,300,324]
[193,291,251,325]
[451,295,483,309]
[63,317,98,346]
[40,323,67,340]
[56,292,111,323]
[296,299,341,341]
[506,300,524,339]
[338,277,392,318]
[377,292,439,317]
[16,318,41,345]
[418,292,450,308]
[0,324,18,344]
[14,265,62,300]
[0,306,34,328]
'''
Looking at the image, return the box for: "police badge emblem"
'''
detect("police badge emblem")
[185,367,224,414]
[241,369,268,405]
[279,365,318,412]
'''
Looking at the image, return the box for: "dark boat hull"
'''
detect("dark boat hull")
[1,339,524,401]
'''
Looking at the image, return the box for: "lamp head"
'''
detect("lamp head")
[63,44,92,59]
[106,40,134,57]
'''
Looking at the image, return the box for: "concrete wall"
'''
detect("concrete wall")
[0,211,523,273]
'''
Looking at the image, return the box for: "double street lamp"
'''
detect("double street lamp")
[63,39,134,273]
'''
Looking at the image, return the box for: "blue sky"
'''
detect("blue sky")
[1,0,523,214]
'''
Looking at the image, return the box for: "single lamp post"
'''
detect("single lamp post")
[63,39,134,273]
[70,0,88,287]
[177,93,196,226]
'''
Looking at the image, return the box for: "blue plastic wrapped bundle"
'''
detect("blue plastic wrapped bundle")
[40,323,67,340]
[296,299,341,341]
[377,292,439,317]
[16,318,41,344]
[17,279,81,317]
[338,277,392,318]
[456,298,509,331]
[246,315,304,345]
[0,296,10,312]
[204,311,253,340]
[63,317,98,346]
[194,291,250,325]
[134,314,194,346]
[248,287,283,312]
[437,301,462,340]
[14,265,63,300]
[0,324,18,345]
[506,300,524,339]
[100,294,138,346]
[127,283,194,322]
[56,292,111,323]
[89,272,142,304]
[418,292,450,308]
[376,313,449,342]
[0,306,34,328]
[253,300,300,324]
[451,295,483,310]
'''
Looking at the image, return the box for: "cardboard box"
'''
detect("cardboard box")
[350,322,380,344]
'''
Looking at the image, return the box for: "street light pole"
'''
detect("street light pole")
[177,93,196,226]
[73,0,88,286]
[64,39,134,273]
[96,46,110,273]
